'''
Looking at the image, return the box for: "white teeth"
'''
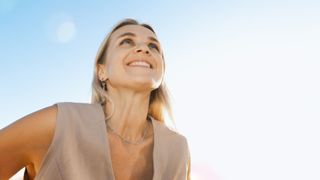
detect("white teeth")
[128,61,151,68]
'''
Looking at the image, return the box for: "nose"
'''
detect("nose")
[135,44,150,55]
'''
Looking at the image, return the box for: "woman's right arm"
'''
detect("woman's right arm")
[0,104,57,179]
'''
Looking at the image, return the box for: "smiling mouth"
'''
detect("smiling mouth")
[127,60,152,69]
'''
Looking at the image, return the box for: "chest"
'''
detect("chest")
[107,133,154,180]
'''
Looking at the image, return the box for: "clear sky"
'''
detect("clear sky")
[1,0,320,179]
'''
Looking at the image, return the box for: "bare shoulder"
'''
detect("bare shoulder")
[0,104,57,179]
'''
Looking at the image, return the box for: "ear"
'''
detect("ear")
[97,64,108,81]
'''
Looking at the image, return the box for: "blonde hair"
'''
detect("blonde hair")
[91,18,173,125]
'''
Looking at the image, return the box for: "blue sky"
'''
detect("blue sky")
[1,0,320,179]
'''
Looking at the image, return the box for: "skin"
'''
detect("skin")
[98,25,165,179]
[0,24,164,180]
[0,105,57,179]
[97,24,164,142]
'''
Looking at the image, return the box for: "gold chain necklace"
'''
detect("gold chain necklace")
[105,118,149,145]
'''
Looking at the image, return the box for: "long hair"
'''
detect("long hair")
[91,18,173,125]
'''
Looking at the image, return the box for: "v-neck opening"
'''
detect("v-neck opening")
[97,104,158,180]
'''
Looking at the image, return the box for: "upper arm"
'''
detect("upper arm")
[0,104,57,179]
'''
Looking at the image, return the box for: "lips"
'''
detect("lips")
[127,60,153,69]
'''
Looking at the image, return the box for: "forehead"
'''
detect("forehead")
[110,24,157,41]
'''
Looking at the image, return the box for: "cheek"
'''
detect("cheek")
[105,51,125,72]
[157,56,165,71]
[106,47,128,64]
[156,60,165,80]
[106,61,122,77]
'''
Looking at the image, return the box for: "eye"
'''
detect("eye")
[119,38,134,46]
[148,43,160,52]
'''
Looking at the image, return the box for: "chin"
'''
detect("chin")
[128,77,161,91]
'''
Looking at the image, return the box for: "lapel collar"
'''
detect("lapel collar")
[149,116,161,180]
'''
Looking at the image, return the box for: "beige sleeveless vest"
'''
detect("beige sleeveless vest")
[26,102,190,180]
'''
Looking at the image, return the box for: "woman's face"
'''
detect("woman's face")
[100,24,164,92]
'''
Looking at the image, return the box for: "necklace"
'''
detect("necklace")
[105,118,150,145]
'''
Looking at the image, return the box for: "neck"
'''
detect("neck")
[104,88,151,142]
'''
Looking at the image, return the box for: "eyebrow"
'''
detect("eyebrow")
[117,32,159,44]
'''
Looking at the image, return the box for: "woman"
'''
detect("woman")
[0,19,191,180]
